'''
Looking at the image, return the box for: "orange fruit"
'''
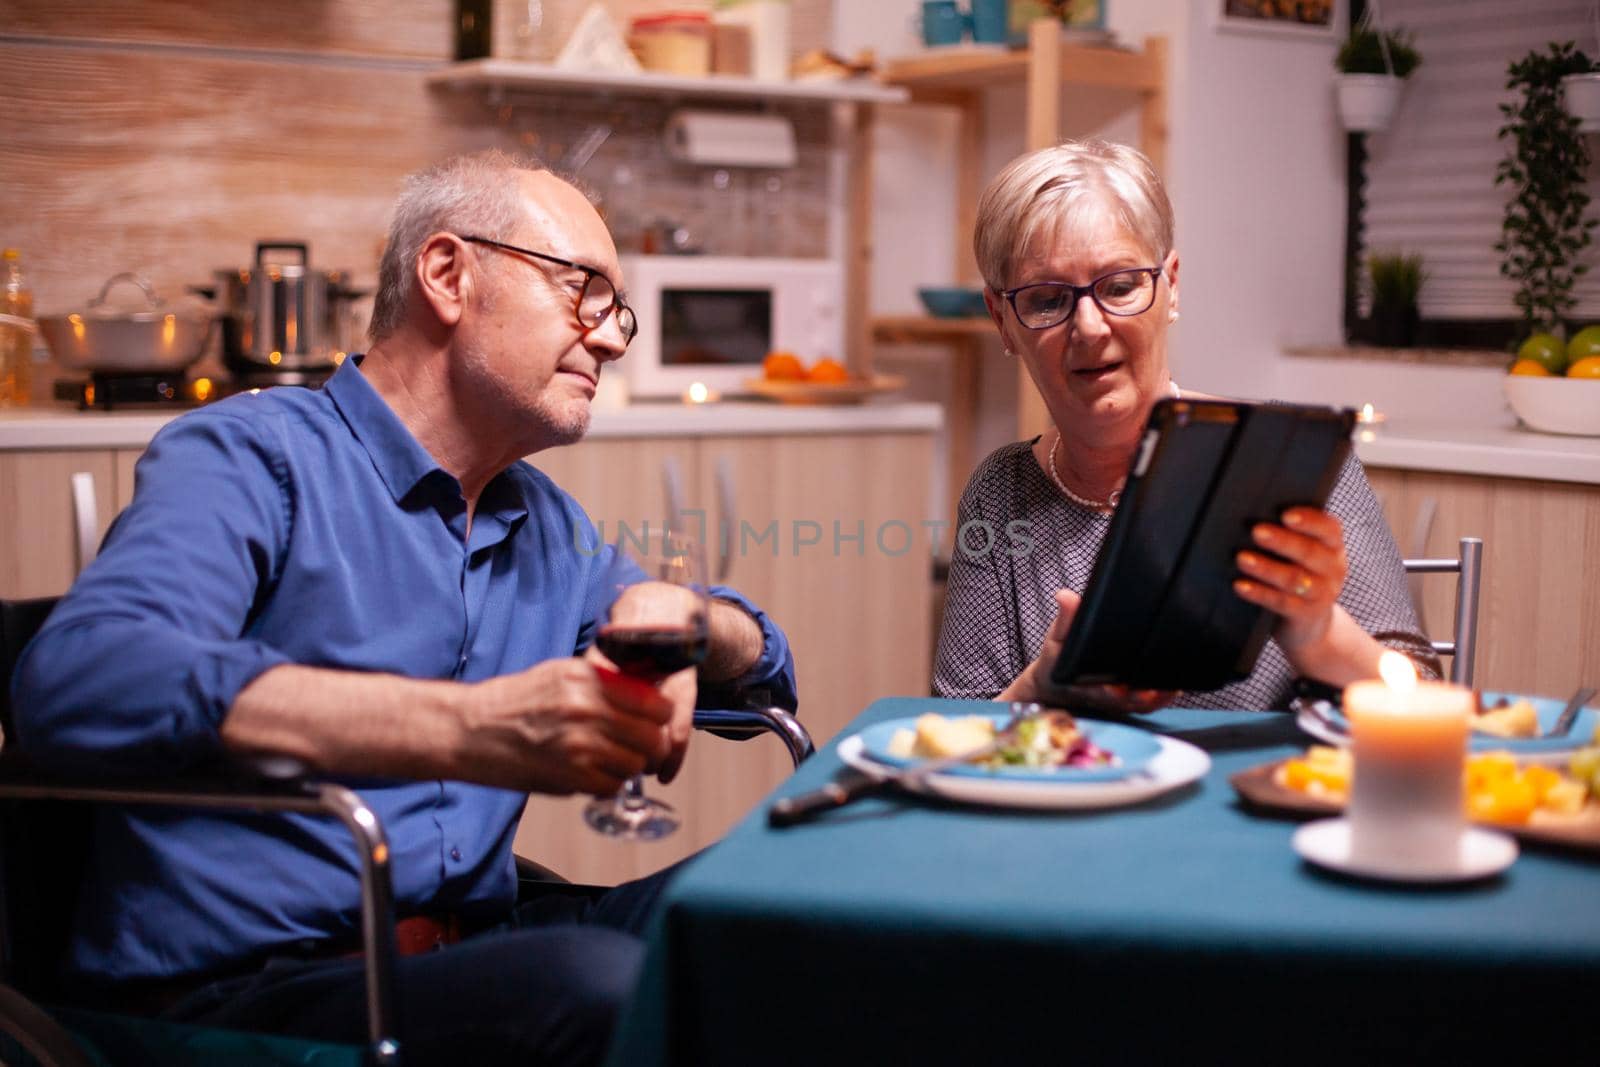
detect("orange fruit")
[807,357,851,383]
[762,351,805,381]
[1567,355,1600,378]
[1509,358,1552,377]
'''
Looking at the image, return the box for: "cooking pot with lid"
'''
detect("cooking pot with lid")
[36,272,213,373]
[195,241,366,382]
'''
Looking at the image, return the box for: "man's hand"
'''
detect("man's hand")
[464,657,686,796]
[1000,589,1173,715]
[608,580,705,630]
[585,654,697,786]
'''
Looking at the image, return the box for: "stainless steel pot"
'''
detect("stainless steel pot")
[195,242,365,380]
[36,273,213,374]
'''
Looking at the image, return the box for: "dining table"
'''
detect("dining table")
[605,698,1599,1065]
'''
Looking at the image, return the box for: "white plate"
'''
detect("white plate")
[1292,818,1518,883]
[836,731,1211,811]
[1296,690,1599,760]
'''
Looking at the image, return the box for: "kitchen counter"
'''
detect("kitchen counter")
[7,403,1597,486]
[1355,414,1600,485]
[0,400,944,451]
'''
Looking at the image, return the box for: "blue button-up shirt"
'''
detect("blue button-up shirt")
[11,357,796,981]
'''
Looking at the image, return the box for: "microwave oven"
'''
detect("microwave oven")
[617,255,843,398]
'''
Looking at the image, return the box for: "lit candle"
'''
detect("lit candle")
[1344,652,1473,866]
[682,381,719,404]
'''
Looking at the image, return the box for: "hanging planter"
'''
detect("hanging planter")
[1337,75,1405,133]
[1563,4,1600,132]
[1333,10,1420,134]
[1563,71,1600,132]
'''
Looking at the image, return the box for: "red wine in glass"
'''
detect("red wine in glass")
[595,624,709,680]
[584,531,709,840]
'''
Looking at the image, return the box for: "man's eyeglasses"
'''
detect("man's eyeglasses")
[1001,266,1164,331]
[457,234,638,344]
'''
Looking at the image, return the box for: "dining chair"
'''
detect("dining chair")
[0,596,811,1066]
[1402,536,1482,687]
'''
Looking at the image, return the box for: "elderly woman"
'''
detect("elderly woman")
[933,139,1435,710]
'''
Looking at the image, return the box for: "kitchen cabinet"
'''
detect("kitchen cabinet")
[876,22,1170,496]
[0,450,118,599]
[521,428,936,886]
[1366,466,1600,696]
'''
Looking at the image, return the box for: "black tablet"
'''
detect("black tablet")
[1047,398,1357,693]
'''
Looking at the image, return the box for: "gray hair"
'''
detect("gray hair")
[972,139,1173,292]
[369,150,588,343]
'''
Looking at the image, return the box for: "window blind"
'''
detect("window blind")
[1359,0,1599,320]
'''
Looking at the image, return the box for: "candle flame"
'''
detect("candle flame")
[1378,650,1418,694]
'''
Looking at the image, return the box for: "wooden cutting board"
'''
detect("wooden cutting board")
[1229,759,1600,855]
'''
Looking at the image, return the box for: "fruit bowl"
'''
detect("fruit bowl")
[917,286,988,318]
[1503,375,1600,436]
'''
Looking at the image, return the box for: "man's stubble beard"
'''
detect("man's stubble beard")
[457,335,592,451]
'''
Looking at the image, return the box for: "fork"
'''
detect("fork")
[1290,695,1350,747]
[768,702,1043,827]
[1545,686,1596,739]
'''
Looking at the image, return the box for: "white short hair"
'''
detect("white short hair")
[369,150,584,343]
[973,139,1173,291]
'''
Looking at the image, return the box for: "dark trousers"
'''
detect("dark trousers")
[158,864,680,1067]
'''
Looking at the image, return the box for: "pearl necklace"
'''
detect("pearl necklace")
[1045,380,1181,511]
[1047,435,1120,511]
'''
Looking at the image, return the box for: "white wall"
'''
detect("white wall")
[838,0,1506,441]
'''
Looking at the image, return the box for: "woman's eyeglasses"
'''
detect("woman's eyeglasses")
[457,234,638,343]
[1002,266,1164,331]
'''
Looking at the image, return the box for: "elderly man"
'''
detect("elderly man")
[12,152,797,1065]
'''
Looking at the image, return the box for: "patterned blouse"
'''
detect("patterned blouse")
[932,439,1439,710]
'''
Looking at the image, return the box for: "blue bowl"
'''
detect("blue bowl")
[917,286,989,318]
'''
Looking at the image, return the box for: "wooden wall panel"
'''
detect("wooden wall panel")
[2,42,503,311]
[0,0,455,59]
[1368,466,1600,697]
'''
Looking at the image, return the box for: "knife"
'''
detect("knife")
[767,703,1042,828]
[1549,686,1596,739]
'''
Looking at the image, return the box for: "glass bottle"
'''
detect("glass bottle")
[0,248,33,407]
[605,163,644,255]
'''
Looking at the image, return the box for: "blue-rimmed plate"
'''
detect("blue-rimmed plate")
[855,713,1163,783]
[1318,691,1598,754]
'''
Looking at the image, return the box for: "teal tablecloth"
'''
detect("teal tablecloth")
[608,700,1599,1065]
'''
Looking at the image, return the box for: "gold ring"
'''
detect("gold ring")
[1292,572,1315,598]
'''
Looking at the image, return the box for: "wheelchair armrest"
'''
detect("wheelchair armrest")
[693,707,814,768]
[0,753,401,1065]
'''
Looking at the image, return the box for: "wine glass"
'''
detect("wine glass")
[584,528,710,839]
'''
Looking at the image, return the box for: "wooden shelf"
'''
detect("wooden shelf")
[883,42,1161,98]
[427,59,910,106]
[873,315,996,342]
[874,22,1169,448]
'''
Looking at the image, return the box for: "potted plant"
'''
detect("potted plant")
[1334,26,1421,133]
[1366,252,1424,347]
[1496,42,1597,340]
